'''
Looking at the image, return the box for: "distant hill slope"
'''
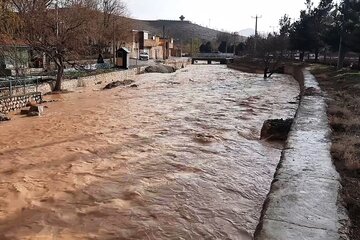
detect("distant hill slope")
[129,18,246,43]
[239,28,255,37]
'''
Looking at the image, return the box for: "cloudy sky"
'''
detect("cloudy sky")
[125,0,322,33]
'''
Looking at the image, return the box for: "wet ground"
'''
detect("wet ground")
[0,65,299,240]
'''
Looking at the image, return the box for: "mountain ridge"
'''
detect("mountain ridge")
[127,18,246,43]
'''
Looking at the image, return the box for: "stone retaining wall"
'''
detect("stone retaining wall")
[254,66,349,240]
[40,67,148,94]
[0,92,42,113]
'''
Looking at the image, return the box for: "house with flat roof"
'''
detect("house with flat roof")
[125,30,174,60]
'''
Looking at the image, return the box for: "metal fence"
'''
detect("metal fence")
[0,76,41,97]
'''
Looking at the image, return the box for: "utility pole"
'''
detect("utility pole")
[191,37,193,57]
[252,15,262,55]
[233,32,237,55]
[180,39,183,57]
[337,0,348,70]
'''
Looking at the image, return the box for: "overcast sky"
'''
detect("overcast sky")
[125,0,322,33]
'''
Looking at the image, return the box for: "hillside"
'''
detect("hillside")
[129,18,245,43]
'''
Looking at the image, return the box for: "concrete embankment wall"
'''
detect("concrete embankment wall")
[254,66,349,240]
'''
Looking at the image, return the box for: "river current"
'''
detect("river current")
[0,65,299,240]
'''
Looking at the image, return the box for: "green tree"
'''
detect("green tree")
[216,32,232,53]
[279,14,292,36]
[289,0,334,62]
[199,41,213,53]
[336,0,360,68]
[347,0,360,68]
[235,42,245,55]
[218,41,227,53]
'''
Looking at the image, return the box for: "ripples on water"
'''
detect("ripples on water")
[0,65,299,239]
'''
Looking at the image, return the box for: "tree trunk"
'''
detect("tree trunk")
[300,52,305,62]
[337,49,346,70]
[264,67,268,78]
[358,54,360,69]
[337,36,346,70]
[315,50,319,63]
[54,57,64,91]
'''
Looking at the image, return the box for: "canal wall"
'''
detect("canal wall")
[254,66,349,240]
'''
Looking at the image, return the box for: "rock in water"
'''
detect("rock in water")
[103,80,135,90]
[0,113,11,121]
[145,65,176,73]
[27,106,44,117]
[260,118,293,141]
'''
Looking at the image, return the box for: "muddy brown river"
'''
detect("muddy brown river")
[0,65,299,240]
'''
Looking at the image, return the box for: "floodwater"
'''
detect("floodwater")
[0,65,299,240]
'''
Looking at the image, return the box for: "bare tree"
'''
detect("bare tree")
[12,0,115,91]
[245,33,286,78]
[91,0,129,58]
[0,0,26,76]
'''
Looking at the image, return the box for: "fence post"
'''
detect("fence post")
[36,77,39,93]
[9,78,12,97]
[23,77,26,94]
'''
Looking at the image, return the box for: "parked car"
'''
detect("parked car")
[139,52,149,61]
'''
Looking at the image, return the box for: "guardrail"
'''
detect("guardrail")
[0,76,42,97]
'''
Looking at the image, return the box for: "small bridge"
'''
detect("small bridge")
[191,53,234,64]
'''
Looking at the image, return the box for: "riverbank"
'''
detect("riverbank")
[311,65,360,240]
